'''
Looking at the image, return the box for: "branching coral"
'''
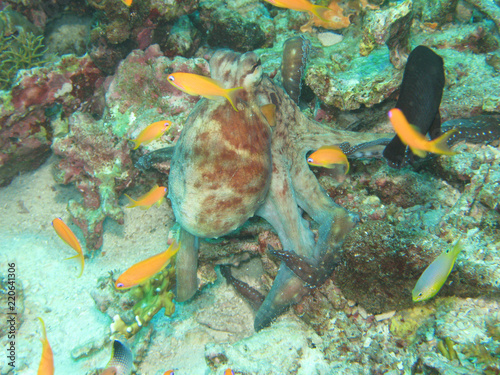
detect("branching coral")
[0,29,48,90]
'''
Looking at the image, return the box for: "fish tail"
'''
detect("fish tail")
[64,253,85,277]
[166,240,181,258]
[449,238,463,259]
[38,317,47,340]
[343,156,350,174]
[310,4,333,22]
[124,193,137,208]
[409,146,428,158]
[225,87,243,111]
[129,138,140,150]
[428,129,459,155]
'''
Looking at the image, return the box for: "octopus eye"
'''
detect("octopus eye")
[250,59,262,73]
[168,76,175,82]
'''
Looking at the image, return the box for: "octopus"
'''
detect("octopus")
[139,42,500,331]
[164,48,387,331]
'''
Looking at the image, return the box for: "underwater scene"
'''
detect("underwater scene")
[1,0,500,373]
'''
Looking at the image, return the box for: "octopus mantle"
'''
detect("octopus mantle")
[168,49,386,331]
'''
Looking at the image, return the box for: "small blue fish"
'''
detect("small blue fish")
[412,239,463,302]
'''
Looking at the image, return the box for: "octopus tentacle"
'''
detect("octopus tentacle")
[175,228,199,302]
[220,265,265,310]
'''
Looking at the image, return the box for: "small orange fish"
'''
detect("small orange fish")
[121,0,132,6]
[115,240,181,289]
[52,218,85,277]
[388,108,458,158]
[307,145,349,174]
[37,317,54,375]
[224,370,235,375]
[163,371,175,375]
[263,0,332,22]
[124,185,167,209]
[167,72,243,111]
[130,120,172,150]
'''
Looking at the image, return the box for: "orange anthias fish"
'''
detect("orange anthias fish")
[225,370,235,375]
[115,240,181,289]
[167,72,243,111]
[124,185,167,209]
[163,371,175,375]
[52,218,85,277]
[307,145,350,174]
[130,120,172,150]
[121,0,132,6]
[263,0,333,22]
[388,108,458,158]
[37,317,54,375]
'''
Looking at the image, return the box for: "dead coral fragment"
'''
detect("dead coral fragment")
[437,337,459,361]
[0,29,48,90]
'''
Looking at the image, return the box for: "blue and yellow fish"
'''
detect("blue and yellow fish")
[412,239,463,302]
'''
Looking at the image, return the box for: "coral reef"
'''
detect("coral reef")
[92,264,176,338]
[52,112,136,250]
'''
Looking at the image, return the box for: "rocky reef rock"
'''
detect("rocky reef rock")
[0,55,103,187]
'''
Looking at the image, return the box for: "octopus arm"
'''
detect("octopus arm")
[174,228,199,302]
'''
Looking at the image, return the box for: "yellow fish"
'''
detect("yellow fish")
[37,317,54,375]
[124,185,167,209]
[130,120,172,150]
[121,0,132,6]
[167,72,243,111]
[115,240,181,289]
[388,108,458,158]
[52,218,85,277]
[412,239,463,302]
[262,0,333,22]
[307,145,349,174]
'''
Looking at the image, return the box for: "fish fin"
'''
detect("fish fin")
[225,87,243,111]
[429,129,459,155]
[155,197,165,208]
[409,146,428,158]
[260,104,276,127]
[124,193,137,208]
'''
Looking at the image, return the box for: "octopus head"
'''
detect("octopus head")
[209,50,263,91]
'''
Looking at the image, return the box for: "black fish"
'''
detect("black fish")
[383,45,445,168]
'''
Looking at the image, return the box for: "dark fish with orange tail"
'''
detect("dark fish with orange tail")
[383,45,445,168]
